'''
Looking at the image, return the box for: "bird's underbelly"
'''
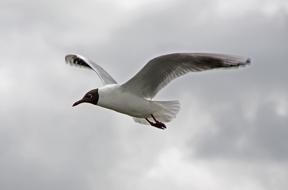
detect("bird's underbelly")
[98,93,160,118]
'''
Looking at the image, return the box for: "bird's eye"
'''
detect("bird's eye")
[86,94,92,99]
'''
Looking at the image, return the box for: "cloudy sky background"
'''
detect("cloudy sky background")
[1,0,288,189]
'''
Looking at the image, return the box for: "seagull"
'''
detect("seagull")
[65,53,250,129]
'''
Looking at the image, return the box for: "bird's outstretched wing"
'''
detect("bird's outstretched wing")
[65,54,117,85]
[121,53,250,98]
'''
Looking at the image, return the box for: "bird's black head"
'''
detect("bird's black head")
[72,89,99,107]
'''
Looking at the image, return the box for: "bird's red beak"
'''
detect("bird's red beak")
[72,99,85,107]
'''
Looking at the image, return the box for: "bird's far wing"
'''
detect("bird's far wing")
[65,54,117,85]
[121,53,251,98]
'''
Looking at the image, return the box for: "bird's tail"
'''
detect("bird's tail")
[133,100,180,125]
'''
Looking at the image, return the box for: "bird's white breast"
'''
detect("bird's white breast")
[97,84,160,118]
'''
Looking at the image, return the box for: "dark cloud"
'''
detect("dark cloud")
[192,101,288,161]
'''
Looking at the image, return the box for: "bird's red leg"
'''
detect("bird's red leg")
[151,114,158,122]
[145,115,166,129]
[145,118,154,126]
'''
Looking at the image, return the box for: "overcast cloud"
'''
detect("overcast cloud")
[0,0,288,189]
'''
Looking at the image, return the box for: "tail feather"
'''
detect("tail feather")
[133,100,180,125]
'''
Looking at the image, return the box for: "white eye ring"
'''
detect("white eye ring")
[86,94,92,99]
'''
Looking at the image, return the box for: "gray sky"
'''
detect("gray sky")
[1,0,288,189]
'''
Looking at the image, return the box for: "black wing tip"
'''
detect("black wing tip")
[239,57,252,67]
[65,54,92,69]
[229,57,252,67]
[220,57,251,71]
[246,58,252,65]
[65,54,78,64]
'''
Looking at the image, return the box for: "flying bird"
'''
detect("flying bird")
[65,53,250,129]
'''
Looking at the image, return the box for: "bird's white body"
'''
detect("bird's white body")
[97,84,161,118]
[66,53,250,127]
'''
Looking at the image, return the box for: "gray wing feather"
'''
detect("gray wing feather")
[121,53,250,98]
[65,54,117,85]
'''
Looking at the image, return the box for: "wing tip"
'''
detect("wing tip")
[229,57,251,68]
[245,57,251,65]
[65,54,77,64]
[64,54,92,69]
[239,57,252,67]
